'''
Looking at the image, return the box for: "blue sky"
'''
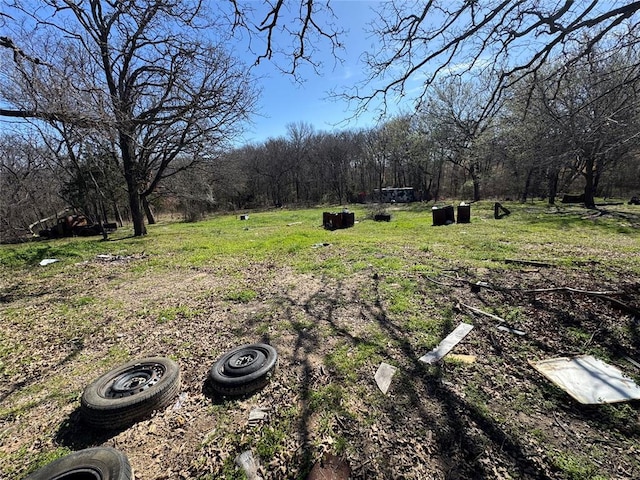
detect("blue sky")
[0,1,401,143]
[237,1,393,144]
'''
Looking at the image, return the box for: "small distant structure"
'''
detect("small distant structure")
[37,214,116,238]
[494,202,511,219]
[432,205,455,226]
[323,211,355,230]
[374,187,416,203]
[561,193,585,204]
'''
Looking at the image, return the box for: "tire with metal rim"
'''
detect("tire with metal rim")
[209,343,277,396]
[24,447,132,480]
[81,357,180,430]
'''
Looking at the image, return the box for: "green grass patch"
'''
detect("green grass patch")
[8,446,73,477]
[326,340,383,382]
[224,288,258,303]
[1,202,639,479]
[157,304,202,323]
[548,450,608,480]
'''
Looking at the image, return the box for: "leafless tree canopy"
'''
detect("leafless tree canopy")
[227,0,344,77]
[355,1,640,118]
[1,0,259,236]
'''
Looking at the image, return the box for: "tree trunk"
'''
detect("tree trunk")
[583,156,596,209]
[472,178,480,201]
[434,159,443,201]
[120,136,147,236]
[469,164,481,201]
[128,188,146,236]
[521,167,535,203]
[547,169,559,205]
[142,196,156,225]
[113,201,123,227]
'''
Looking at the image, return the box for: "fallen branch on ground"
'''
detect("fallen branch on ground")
[504,259,555,267]
[459,302,507,323]
[522,286,621,295]
[596,295,640,318]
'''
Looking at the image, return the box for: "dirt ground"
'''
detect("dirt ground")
[2,251,640,479]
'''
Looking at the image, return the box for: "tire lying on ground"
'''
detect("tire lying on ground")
[209,343,277,396]
[81,357,180,430]
[24,447,132,480]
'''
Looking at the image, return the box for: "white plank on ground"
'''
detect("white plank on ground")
[419,323,474,365]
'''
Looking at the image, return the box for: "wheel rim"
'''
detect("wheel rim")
[100,362,165,399]
[223,349,267,377]
[52,468,101,480]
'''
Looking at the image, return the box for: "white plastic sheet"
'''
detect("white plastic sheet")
[532,355,640,404]
[39,258,59,266]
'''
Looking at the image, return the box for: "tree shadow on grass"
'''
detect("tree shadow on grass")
[101,234,138,242]
[205,266,638,478]
[366,274,554,479]
[266,271,554,478]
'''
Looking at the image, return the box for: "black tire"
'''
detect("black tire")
[208,343,277,396]
[24,447,132,480]
[81,357,180,430]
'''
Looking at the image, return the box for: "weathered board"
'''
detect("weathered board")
[419,323,474,365]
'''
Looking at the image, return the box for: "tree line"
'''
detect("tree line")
[171,44,640,216]
[1,1,640,241]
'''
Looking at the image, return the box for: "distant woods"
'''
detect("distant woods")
[2,1,640,241]
[4,47,640,241]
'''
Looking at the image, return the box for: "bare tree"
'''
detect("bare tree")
[488,42,640,206]
[554,50,640,208]
[286,121,315,203]
[250,137,296,207]
[227,0,344,77]
[422,77,496,201]
[0,134,65,241]
[1,1,258,236]
[354,1,640,119]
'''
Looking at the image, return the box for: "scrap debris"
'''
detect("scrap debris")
[248,407,269,426]
[460,302,527,336]
[96,253,146,262]
[419,323,474,365]
[374,363,397,395]
[39,258,59,266]
[496,325,526,336]
[531,355,640,404]
[460,302,505,323]
[172,392,188,411]
[235,450,262,480]
[445,354,477,364]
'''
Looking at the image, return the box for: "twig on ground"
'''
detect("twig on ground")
[624,356,640,370]
[459,302,507,323]
[522,286,621,295]
[504,259,555,267]
[596,295,640,318]
[424,276,456,287]
[582,329,599,349]
[552,410,571,435]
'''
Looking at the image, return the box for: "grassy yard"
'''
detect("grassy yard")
[1,201,639,479]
